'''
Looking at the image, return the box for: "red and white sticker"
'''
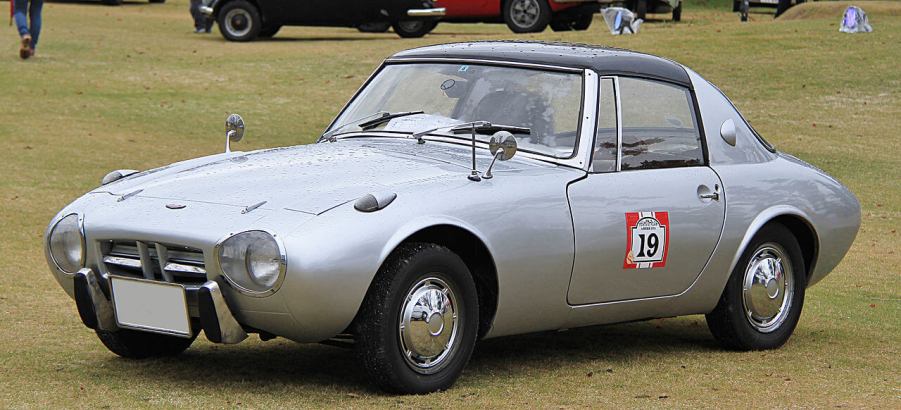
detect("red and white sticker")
[624,211,670,269]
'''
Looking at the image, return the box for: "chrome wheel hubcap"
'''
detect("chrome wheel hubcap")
[225,9,252,37]
[742,244,794,333]
[398,277,459,374]
[510,0,540,28]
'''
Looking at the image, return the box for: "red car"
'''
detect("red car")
[440,0,600,32]
[359,0,599,34]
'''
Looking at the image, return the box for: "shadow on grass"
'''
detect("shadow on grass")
[89,318,718,393]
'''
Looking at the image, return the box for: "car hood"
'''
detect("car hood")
[97,138,523,215]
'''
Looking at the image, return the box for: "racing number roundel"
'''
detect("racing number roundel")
[624,211,670,269]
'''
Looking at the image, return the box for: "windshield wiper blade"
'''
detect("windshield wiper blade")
[358,110,425,130]
[450,123,531,135]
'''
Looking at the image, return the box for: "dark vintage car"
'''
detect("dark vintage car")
[201,0,445,41]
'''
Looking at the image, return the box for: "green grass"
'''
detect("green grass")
[1,0,899,407]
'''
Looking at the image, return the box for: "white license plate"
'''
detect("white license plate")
[110,276,192,338]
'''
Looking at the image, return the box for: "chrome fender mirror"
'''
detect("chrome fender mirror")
[484,131,517,179]
[720,119,737,146]
[225,114,245,153]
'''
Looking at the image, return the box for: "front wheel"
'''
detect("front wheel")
[96,329,196,359]
[504,0,552,33]
[353,243,479,394]
[706,224,807,350]
[217,0,262,42]
[392,20,437,38]
[259,25,281,38]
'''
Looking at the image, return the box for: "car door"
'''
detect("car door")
[566,77,725,305]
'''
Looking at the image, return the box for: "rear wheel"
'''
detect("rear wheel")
[96,329,196,359]
[353,243,479,394]
[706,224,807,350]
[392,20,438,38]
[358,22,392,33]
[217,0,262,42]
[504,0,552,33]
[572,13,593,30]
[259,25,281,38]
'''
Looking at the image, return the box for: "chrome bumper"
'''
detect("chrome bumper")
[73,268,247,344]
[199,6,214,16]
[407,7,446,17]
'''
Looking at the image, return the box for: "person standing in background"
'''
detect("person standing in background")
[12,0,43,59]
[190,0,212,33]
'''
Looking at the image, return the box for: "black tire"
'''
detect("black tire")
[635,0,648,20]
[572,13,593,30]
[259,25,281,38]
[102,0,123,5]
[149,0,165,3]
[391,20,437,38]
[549,19,574,32]
[672,2,682,21]
[358,22,392,33]
[504,0,552,33]
[706,224,807,351]
[353,243,479,394]
[96,329,196,359]
[217,0,262,42]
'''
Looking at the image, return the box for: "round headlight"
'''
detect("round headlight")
[48,214,85,274]
[217,231,285,295]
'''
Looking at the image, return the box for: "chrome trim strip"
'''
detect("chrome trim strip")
[614,76,623,172]
[407,7,445,17]
[384,57,585,73]
[165,262,207,275]
[102,256,142,269]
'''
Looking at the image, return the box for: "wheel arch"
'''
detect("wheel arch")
[378,223,499,340]
[732,206,819,285]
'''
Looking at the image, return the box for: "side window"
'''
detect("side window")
[592,78,617,172]
[619,78,704,170]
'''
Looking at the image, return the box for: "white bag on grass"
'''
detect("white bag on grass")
[839,6,873,33]
[602,7,643,35]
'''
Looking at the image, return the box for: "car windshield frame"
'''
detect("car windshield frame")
[322,60,588,161]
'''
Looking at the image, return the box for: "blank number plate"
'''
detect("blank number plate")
[110,276,192,338]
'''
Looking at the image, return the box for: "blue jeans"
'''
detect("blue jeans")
[14,0,43,50]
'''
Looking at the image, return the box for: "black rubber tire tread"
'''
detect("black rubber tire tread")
[572,13,593,30]
[353,242,479,394]
[217,0,262,42]
[358,22,392,33]
[672,2,682,21]
[148,0,165,3]
[259,25,281,38]
[549,20,574,32]
[391,21,437,38]
[96,329,196,359]
[103,0,123,5]
[504,0,552,33]
[705,223,807,351]
[635,0,648,20]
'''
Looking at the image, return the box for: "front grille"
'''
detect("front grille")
[100,240,207,285]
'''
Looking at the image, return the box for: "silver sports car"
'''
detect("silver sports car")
[45,42,860,394]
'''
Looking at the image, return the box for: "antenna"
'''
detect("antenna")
[467,122,481,181]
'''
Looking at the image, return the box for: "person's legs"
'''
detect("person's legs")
[29,0,43,50]
[13,0,29,37]
[189,0,204,31]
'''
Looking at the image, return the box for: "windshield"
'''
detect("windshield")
[328,63,585,158]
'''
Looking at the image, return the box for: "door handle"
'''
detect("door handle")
[698,184,721,201]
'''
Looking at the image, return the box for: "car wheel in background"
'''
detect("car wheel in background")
[96,329,196,359]
[504,0,552,33]
[672,2,682,21]
[217,0,262,42]
[392,21,438,38]
[149,0,165,3]
[353,243,479,394]
[635,0,648,20]
[572,13,593,30]
[358,22,392,33]
[102,0,123,5]
[706,224,807,350]
[259,25,282,38]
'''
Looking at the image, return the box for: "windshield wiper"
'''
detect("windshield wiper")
[358,110,424,130]
[411,121,531,143]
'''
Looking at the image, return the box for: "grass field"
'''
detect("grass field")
[1,0,899,407]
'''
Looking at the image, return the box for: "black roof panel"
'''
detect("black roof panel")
[389,41,691,87]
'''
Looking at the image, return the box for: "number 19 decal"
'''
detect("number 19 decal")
[624,211,670,269]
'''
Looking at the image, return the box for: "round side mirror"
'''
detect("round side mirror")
[226,114,245,143]
[489,131,518,161]
[720,119,737,146]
